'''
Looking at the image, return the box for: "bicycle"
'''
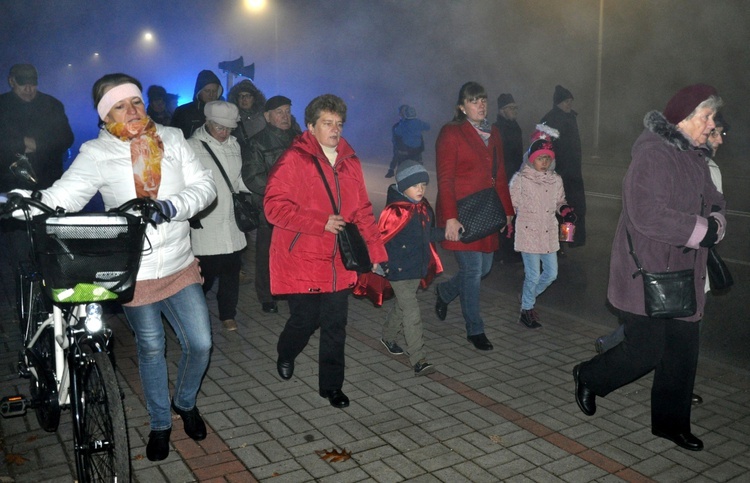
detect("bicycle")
[1,194,168,482]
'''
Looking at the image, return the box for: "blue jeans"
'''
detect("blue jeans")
[521,252,558,310]
[437,251,493,337]
[122,283,212,430]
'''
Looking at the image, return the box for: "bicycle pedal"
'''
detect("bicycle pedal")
[0,395,29,418]
[17,359,31,378]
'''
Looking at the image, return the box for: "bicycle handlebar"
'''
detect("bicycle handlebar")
[0,194,170,224]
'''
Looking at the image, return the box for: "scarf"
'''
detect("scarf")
[471,119,492,145]
[106,117,164,198]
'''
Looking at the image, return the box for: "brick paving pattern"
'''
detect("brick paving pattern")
[1,240,749,482]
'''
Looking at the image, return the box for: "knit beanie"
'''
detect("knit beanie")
[497,93,515,110]
[663,84,718,125]
[396,160,429,192]
[553,85,573,106]
[527,124,559,164]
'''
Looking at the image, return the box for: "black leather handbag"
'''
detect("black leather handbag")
[706,246,733,291]
[201,141,259,232]
[312,159,372,273]
[626,230,696,319]
[457,147,507,243]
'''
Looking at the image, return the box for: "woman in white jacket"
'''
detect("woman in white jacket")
[187,101,248,331]
[30,73,217,462]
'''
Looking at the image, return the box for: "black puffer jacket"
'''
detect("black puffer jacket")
[494,115,523,177]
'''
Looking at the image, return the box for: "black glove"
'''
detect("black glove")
[699,216,719,247]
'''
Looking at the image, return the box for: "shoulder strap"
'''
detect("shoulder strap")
[625,228,644,279]
[311,156,339,215]
[201,141,236,195]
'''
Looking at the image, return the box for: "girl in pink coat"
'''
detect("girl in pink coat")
[510,125,575,329]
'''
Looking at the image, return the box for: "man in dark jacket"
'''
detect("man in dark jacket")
[241,95,301,313]
[0,64,73,192]
[540,85,586,246]
[0,64,73,271]
[493,93,523,264]
[573,84,725,452]
[171,70,222,139]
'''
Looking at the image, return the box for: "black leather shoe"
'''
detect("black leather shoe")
[171,402,207,441]
[320,389,350,409]
[277,359,294,380]
[435,289,448,321]
[573,364,596,416]
[652,429,704,451]
[146,428,171,461]
[467,333,493,350]
[691,393,703,405]
[262,302,278,313]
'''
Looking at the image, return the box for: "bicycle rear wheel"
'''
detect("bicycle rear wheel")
[72,348,130,482]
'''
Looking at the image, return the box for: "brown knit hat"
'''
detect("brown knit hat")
[663,84,718,125]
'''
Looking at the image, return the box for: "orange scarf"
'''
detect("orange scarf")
[106,117,163,198]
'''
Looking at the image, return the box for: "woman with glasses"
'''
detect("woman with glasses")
[188,101,248,332]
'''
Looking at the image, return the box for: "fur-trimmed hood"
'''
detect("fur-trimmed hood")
[643,110,695,152]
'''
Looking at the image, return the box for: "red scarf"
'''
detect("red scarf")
[106,117,163,198]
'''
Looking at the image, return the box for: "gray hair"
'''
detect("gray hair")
[685,95,723,120]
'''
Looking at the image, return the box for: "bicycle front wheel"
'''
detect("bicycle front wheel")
[72,348,131,482]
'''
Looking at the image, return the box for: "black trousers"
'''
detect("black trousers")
[199,250,242,321]
[579,311,700,433]
[277,291,349,392]
[254,224,273,304]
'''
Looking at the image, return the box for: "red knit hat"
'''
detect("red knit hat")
[663,84,718,125]
[527,124,559,164]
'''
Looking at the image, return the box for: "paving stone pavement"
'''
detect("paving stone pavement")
[1,244,749,482]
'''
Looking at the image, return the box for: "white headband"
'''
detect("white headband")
[97,83,143,121]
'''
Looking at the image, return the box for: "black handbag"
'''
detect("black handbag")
[201,141,260,233]
[626,230,696,319]
[312,159,372,273]
[707,246,733,291]
[456,147,507,243]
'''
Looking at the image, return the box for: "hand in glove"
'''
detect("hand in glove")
[699,216,719,247]
[152,199,176,224]
[559,205,576,222]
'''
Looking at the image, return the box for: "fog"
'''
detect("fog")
[3,0,748,175]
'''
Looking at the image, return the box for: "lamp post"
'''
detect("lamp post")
[592,0,603,158]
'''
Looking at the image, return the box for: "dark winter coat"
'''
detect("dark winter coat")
[240,123,301,223]
[381,185,444,281]
[0,90,73,191]
[540,105,586,244]
[171,70,223,139]
[435,120,514,253]
[494,115,524,177]
[264,130,387,294]
[607,111,726,322]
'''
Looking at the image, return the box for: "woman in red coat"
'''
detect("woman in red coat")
[264,94,387,409]
[434,82,514,350]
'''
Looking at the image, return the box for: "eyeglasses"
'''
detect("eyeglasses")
[709,128,726,138]
[238,93,253,99]
[209,122,231,133]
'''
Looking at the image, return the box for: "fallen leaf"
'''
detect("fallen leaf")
[315,448,351,463]
[5,453,28,466]
[26,435,38,442]
[489,434,503,444]
[134,454,145,460]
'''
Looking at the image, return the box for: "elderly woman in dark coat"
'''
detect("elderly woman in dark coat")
[573,84,725,452]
